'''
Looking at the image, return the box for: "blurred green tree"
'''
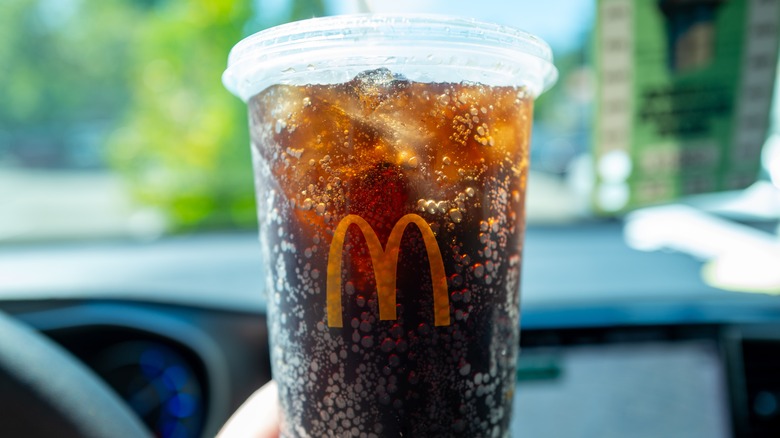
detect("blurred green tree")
[0,0,143,167]
[109,0,325,231]
[108,0,255,230]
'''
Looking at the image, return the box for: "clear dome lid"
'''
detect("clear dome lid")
[223,14,558,102]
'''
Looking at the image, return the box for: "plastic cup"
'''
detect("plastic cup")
[224,14,556,437]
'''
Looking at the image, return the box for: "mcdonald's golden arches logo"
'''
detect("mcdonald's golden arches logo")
[326,214,450,328]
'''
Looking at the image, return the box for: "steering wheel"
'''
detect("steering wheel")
[0,310,151,438]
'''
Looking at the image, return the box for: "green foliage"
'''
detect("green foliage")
[109,0,326,231]
[108,0,256,231]
[0,0,141,143]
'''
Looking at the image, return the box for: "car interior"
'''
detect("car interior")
[2,0,780,437]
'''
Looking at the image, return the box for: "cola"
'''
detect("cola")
[248,68,534,437]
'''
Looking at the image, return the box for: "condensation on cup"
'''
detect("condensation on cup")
[223,14,557,438]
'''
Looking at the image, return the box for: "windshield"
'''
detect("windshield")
[0,0,594,243]
[1,0,775,244]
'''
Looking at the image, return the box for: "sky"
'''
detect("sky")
[325,0,595,52]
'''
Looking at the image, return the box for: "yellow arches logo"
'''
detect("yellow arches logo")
[326,214,450,328]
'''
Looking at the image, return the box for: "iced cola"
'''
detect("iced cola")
[223,13,556,438]
[249,68,532,437]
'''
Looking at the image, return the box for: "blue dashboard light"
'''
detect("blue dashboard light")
[166,393,197,418]
[159,419,188,438]
[94,341,204,437]
[140,347,166,378]
[161,365,188,391]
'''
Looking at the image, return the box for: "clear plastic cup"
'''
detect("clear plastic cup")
[224,14,556,437]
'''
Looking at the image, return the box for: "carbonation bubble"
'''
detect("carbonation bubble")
[275,119,287,134]
[388,355,400,367]
[361,336,374,348]
[442,156,452,165]
[459,362,471,376]
[449,209,463,223]
[381,338,395,352]
[465,187,476,197]
[473,263,485,278]
[449,274,463,288]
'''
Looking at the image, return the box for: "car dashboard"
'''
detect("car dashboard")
[2,223,779,437]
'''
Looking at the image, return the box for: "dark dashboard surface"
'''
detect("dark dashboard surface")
[2,223,779,437]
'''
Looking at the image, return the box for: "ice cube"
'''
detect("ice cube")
[348,68,409,114]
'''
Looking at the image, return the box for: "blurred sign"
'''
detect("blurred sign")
[594,0,780,213]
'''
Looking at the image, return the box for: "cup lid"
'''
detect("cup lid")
[223,14,558,102]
